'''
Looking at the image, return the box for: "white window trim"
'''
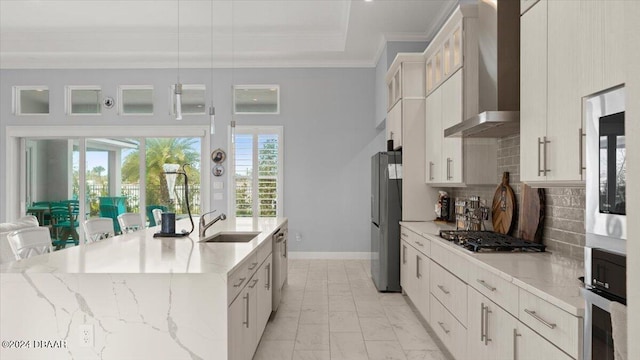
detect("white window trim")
[227,125,284,221]
[169,84,207,116]
[118,85,154,116]
[4,125,210,224]
[233,85,280,115]
[12,86,50,116]
[66,85,103,116]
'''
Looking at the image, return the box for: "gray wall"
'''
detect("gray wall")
[1,67,382,253]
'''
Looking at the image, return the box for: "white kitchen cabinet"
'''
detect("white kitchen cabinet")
[400,238,409,292]
[467,287,520,360]
[440,69,463,183]
[425,87,442,184]
[228,280,257,360]
[546,0,582,183]
[603,1,625,90]
[520,0,548,184]
[521,0,540,15]
[386,101,402,149]
[515,321,573,360]
[256,256,273,341]
[431,294,467,360]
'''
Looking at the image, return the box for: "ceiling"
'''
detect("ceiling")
[0,0,457,69]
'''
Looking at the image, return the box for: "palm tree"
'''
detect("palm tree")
[121,138,200,212]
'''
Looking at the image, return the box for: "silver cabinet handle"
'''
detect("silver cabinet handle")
[543,136,550,175]
[484,305,492,345]
[537,137,542,176]
[480,303,486,342]
[513,328,521,360]
[446,157,452,180]
[437,285,450,295]
[524,309,557,329]
[248,278,259,289]
[402,245,406,264]
[415,241,423,247]
[266,263,271,290]
[234,277,247,288]
[579,128,586,174]
[416,255,421,279]
[401,232,408,237]
[248,262,258,270]
[476,279,496,292]
[438,321,450,334]
[429,161,434,181]
[243,293,250,328]
[283,239,287,258]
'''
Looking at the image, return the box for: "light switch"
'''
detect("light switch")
[213,181,223,190]
[214,193,223,200]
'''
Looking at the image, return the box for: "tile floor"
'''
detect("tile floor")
[253,259,450,360]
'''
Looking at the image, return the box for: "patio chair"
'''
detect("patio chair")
[7,227,53,260]
[83,218,115,243]
[49,201,79,249]
[99,204,121,234]
[117,213,143,234]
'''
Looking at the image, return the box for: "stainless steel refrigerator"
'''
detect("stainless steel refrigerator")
[371,151,402,292]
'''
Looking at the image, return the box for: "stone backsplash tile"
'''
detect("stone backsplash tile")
[443,134,586,261]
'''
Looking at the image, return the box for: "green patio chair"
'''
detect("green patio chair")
[49,201,79,249]
[100,204,121,234]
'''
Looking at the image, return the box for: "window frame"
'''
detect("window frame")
[12,86,50,116]
[233,85,280,115]
[66,85,103,116]
[228,125,284,221]
[169,84,207,116]
[118,85,154,116]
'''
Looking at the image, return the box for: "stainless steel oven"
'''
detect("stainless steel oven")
[582,249,626,360]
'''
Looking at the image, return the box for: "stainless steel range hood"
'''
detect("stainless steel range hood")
[445,0,520,138]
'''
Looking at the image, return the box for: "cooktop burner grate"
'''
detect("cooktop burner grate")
[439,230,546,252]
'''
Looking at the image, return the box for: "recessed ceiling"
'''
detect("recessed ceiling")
[0,0,457,69]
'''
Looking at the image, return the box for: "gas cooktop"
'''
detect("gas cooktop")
[439,230,546,253]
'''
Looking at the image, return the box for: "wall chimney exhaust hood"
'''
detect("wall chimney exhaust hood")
[444,0,520,138]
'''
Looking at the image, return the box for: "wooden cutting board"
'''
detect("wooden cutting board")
[492,172,516,235]
[519,184,545,243]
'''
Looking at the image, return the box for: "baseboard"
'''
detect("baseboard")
[288,252,372,260]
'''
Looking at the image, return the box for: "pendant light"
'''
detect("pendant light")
[175,0,183,121]
[209,0,215,134]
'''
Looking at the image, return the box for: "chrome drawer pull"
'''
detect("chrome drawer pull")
[437,321,450,334]
[248,279,259,289]
[401,232,408,237]
[233,277,247,288]
[480,303,486,342]
[524,309,557,329]
[437,285,450,295]
[243,293,250,328]
[476,279,496,292]
[248,262,258,270]
[513,329,521,360]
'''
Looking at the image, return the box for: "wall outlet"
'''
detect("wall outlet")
[295,233,302,242]
[78,324,94,348]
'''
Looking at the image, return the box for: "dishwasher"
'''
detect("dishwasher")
[272,225,288,311]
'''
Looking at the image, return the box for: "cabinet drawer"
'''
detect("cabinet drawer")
[518,289,582,359]
[257,237,273,265]
[402,227,430,256]
[468,264,518,316]
[430,240,467,282]
[228,253,258,305]
[430,262,468,326]
[430,295,467,360]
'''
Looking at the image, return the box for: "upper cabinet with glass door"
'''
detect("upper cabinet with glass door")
[425,6,471,95]
[66,86,102,115]
[119,85,154,115]
[13,86,50,115]
[234,85,280,114]
[170,84,206,116]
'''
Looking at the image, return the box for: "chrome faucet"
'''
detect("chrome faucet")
[199,210,227,237]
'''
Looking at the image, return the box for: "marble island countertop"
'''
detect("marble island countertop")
[0,217,287,274]
[400,221,585,317]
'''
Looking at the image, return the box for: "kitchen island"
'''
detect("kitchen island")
[0,217,287,360]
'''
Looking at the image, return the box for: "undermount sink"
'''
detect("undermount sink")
[202,232,261,243]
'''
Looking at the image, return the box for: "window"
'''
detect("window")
[231,126,283,222]
[170,84,206,115]
[234,85,280,114]
[67,86,102,115]
[119,85,154,115]
[13,86,50,115]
